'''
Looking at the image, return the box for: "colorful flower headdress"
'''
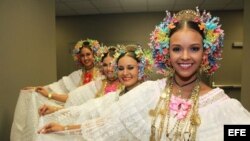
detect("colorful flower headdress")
[114,44,154,80]
[95,45,116,63]
[95,45,118,68]
[149,7,224,75]
[72,38,101,64]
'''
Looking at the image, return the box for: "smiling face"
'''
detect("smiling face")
[102,55,117,81]
[79,47,95,69]
[117,55,139,89]
[169,26,204,80]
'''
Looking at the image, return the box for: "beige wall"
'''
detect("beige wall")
[56,10,244,99]
[213,11,243,85]
[0,0,56,140]
[212,11,243,99]
[242,0,250,111]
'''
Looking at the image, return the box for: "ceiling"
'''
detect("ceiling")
[55,0,244,16]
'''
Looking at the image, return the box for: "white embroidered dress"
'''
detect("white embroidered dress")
[11,69,103,141]
[36,79,250,141]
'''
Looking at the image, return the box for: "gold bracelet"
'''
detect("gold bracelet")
[48,93,53,99]
[54,106,59,111]
[64,125,69,131]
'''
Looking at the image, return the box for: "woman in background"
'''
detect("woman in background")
[38,46,122,116]
[36,44,153,140]
[11,39,103,141]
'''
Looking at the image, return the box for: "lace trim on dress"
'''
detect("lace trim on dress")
[198,88,229,108]
[80,80,166,141]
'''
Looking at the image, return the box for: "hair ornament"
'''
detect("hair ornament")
[72,38,101,65]
[114,44,153,80]
[149,7,224,75]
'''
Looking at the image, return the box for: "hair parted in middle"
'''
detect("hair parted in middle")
[149,7,224,76]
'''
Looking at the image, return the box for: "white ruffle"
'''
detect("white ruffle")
[48,69,82,93]
[11,90,64,141]
[33,79,250,141]
[38,91,120,130]
[80,82,250,141]
[11,90,32,141]
[35,90,121,141]
[11,69,87,141]
[80,79,166,141]
[48,78,69,94]
[38,79,108,131]
[197,92,250,141]
[64,79,103,107]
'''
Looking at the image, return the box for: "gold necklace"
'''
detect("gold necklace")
[150,76,201,141]
[95,80,107,98]
[95,80,124,98]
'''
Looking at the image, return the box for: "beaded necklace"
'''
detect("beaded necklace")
[150,76,201,141]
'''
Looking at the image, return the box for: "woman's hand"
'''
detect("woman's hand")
[38,122,64,134]
[35,87,49,97]
[39,104,59,116]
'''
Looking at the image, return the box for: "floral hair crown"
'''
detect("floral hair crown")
[95,45,117,66]
[95,45,109,62]
[72,38,101,64]
[149,7,224,75]
[114,44,153,80]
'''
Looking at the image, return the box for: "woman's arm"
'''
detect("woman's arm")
[36,87,68,102]
[38,122,81,134]
[39,105,63,116]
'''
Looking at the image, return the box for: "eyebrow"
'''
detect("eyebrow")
[170,43,202,46]
[118,64,137,66]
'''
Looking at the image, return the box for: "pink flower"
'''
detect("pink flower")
[169,96,192,120]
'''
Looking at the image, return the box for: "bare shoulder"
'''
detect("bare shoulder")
[199,82,213,96]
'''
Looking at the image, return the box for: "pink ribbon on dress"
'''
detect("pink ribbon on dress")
[169,96,192,120]
[104,84,117,94]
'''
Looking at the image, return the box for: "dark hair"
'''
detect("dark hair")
[101,47,116,62]
[169,21,205,39]
[116,45,140,64]
[78,41,92,54]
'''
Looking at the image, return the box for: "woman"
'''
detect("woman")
[36,44,153,139]
[17,46,122,141]
[11,39,103,141]
[35,39,103,102]
[39,8,250,141]
[38,47,122,116]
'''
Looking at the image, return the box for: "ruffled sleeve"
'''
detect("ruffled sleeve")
[64,79,103,107]
[80,79,166,141]
[11,89,34,141]
[38,91,120,129]
[48,69,82,93]
[197,89,250,141]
